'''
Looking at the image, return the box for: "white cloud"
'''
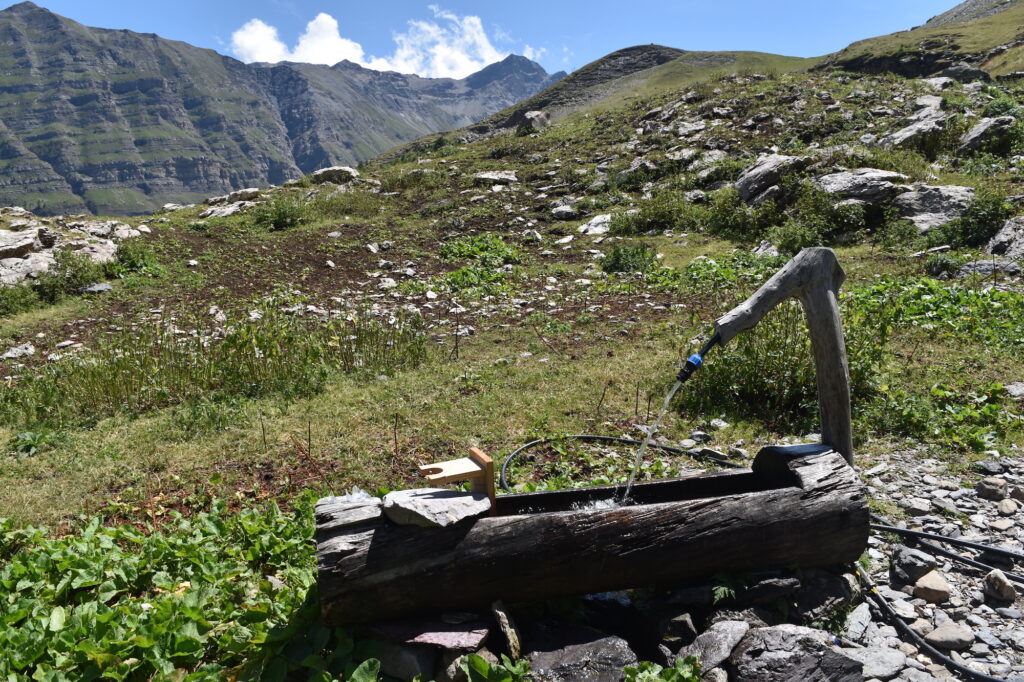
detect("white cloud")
[230,6,535,79]
[523,45,546,62]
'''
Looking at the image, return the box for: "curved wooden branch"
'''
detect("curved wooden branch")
[714,248,853,464]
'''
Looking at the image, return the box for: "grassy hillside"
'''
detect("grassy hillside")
[821,0,1024,75]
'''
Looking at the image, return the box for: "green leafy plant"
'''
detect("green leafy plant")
[253,195,307,231]
[601,243,657,273]
[926,186,1012,248]
[461,653,530,682]
[623,657,701,682]
[439,234,521,268]
[32,250,105,304]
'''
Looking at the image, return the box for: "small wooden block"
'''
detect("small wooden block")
[419,447,497,513]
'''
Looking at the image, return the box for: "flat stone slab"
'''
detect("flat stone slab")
[383,488,491,527]
[370,613,489,652]
[839,646,906,680]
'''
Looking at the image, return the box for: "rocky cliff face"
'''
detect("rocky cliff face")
[924,0,1019,27]
[0,2,564,215]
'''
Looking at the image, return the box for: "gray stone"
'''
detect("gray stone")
[198,201,255,219]
[988,216,1024,261]
[727,624,862,682]
[890,598,918,622]
[975,459,1007,475]
[978,477,1009,501]
[882,114,947,150]
[382,489,490,528]
[940,62,992,83]
[960,116,1018,153]
[891,545,940,585]
[815,168,910,204]
[844,602,872,642]
[840,646,907,680]
[984,569,1017,603]
[524,111,550,130]
[1,342,35,359]
[80,282,113,294]
[734,154,808,203]
[677,620,749,670]
[998,498,1019,516]
[551,205,578,220]
[957,259,1022,278]
[795,569,853,623]
[527,630,637,682]
[893,185,975,233]
[752,240,780,258]
[924,623,975,650]
[577,214,612,235]
[312,166,360,184]
[913,571,951,603]
[0,229,41,259]
[315,493,382,531]
[368,639,436,680]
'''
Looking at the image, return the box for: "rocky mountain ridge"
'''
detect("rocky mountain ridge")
[0,2,563,216]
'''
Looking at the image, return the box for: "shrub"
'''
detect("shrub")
[105,239,164,279]
[32,250,104,304]
[439,234,521,268]
[982,91,1023,118]
[0,284,40,318]
[926,186,1012,248]
[310,190,384,220]
[704,187,777,241]
[601,243,657,273]
[923,252,964,278]
[611,192,698,235]
[252,194,306,231]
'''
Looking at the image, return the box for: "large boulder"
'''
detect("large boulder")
[814,168,909,204]
[727,625,862,682]
[939,62,991,83]
[677,621,749,670]
[312,166,360,184]
[473,170,518,185]
[959,116,1018,154]
[957,258,1022,278]
[0,228,42,259]
[525,623,637,682]
[988,216,1024,260]
[734,155,809,203]
[881,109,946,149]
[893,184,975,232]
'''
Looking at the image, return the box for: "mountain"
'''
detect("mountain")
[0,2,564,215]
[924,0,1017,27]
[817,0,1024,77]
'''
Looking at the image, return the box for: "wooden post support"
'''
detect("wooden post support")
[714,248,854,465]
[419,447,496,510]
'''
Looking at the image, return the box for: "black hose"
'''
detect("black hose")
[870,517,1024,564]
[498,433,743,493]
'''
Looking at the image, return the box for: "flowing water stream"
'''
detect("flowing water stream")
[619,378,684,504]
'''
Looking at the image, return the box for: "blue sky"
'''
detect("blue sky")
[29,1,958,78]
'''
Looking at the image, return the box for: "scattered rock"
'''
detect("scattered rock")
[893,185,975,232]
[983,569,1017,603]
[988,216,1024,260]
[551,205,578,220]
[734,154,808,203]
[382,489,491,528]
[960,116,1018,154]
[924,623,975,650]
[80,282,113,294]
[891,545,939,585]
[198,201,255,219]
[312,166,360,184]
[524,111,551,130]
[677,620,749,670]
[473,170,518,185]
[578,214,612,235]
[839,646,906,681]
[913,571,951,603]
[957,259,1022,278]
[978,477,1009,501]
[998,498,1019,516]
[1,342,35,359]
[815,168,909,204]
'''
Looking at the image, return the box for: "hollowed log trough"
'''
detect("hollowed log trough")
[316,444,868,627]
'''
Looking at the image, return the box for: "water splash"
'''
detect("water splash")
[620,379,684,503]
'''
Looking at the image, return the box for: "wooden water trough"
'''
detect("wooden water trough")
[315,248,869,627]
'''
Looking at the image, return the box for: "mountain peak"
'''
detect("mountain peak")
[3,2,45,14]
[464,54,550,89]
[924,0,1019,27]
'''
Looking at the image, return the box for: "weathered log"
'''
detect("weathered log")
[715,247,854,463]
[316,445,867,626]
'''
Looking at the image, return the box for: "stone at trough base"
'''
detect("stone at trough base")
[726,624,862,682]
[891,545,939,585]
[382,489,491,527]
[676,620,749,670]
[839,646,907,681]
[366,640,436,681]
[525,624,637,682]
[492,601,522,659]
